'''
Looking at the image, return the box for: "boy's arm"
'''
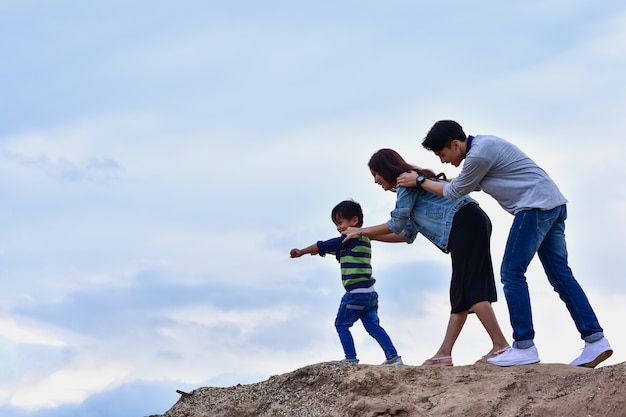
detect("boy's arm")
[290,243,319,258]
[292,236,344,258]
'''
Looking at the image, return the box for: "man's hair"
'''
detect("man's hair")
[422,120,467,152]
[331,200,363,226]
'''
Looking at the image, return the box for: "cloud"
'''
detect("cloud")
[0,379,180,417]
[10,363,129,411]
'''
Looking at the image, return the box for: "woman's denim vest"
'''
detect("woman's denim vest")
[386,186,475,253]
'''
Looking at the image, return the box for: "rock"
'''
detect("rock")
[150,361,626,417]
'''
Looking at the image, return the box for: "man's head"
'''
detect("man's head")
[331,200,363,233]
[422,120,468,167]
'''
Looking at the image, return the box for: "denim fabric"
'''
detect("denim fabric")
[334,292,398,360]
[387,186,475,252]
[500,204,604,347]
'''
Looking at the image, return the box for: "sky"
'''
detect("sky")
[1,1,626,416]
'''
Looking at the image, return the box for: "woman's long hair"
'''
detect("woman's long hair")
[368,148,438,184]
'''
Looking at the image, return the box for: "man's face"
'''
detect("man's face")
[435,140,465,167]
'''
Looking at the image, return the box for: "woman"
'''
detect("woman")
[343,148,509,365]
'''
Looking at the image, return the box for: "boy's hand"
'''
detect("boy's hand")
[290,248,303,258]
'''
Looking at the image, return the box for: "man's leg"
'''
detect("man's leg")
[488,209,546,366]
[537,205,612,367]
[499,209,548,346]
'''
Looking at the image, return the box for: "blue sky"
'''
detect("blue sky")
[1,1,625,416]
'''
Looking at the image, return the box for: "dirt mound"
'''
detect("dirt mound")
[151,361,626,417]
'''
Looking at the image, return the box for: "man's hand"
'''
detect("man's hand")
[397,171,418,188]
[290,248,303,258]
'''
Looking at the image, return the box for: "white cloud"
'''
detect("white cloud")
[162,305,299,334]
[10,363,129,410]
[0,315,66,347]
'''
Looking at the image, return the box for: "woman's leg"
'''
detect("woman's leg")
[424,311,467,364]
[445,203,508,361]
[472,301,510,361]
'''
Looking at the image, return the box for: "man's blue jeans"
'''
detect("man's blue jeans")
[335,291,398,360]
[500,204,604,348]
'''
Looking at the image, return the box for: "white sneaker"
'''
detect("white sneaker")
[569,337,613,368]
[486,346,540,367]
[381,355,403,365]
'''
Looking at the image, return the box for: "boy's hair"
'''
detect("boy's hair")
[331,200,363,226]
[422,120,467,152]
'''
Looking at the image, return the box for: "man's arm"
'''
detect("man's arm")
[396,171,445,197]
[420,179,445,196]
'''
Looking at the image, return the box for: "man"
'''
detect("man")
[396,120,612,367]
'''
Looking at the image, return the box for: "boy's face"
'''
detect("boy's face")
[334,215,360,234]
[435,140,465,167]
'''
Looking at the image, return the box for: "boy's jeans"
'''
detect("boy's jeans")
[500,204,604,348]
[335,291,398,360]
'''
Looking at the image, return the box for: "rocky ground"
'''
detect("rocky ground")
[150,361,626,417]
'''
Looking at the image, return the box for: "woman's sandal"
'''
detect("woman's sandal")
[422,356,453,366]
[475,347,510,364]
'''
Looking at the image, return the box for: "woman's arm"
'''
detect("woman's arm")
[342,223,400,242]
[371,232,407,243]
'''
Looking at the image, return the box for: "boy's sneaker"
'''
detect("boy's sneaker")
[335,358,359,365]
[569,337,613,368]
[381,355,403,365]
[487,346,540,367]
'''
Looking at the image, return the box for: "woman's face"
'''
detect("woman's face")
[370,168,394,191]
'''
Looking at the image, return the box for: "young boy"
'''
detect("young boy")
[290,199,402,365]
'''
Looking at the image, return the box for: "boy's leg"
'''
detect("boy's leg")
[334,293,361,360]
[359,292,398,360]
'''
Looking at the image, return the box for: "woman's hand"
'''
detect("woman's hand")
[397,171,418,188]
